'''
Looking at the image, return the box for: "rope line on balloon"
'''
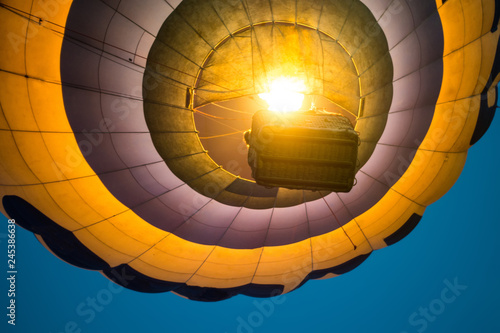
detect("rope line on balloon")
[303,191,317,276]
[338,192,375,252]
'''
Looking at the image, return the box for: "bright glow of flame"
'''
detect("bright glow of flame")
[259,77,306,113]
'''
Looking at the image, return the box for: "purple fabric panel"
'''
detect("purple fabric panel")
[230,208,273,232]
[378,110,414,146]
[379,0,414,50]
[407,0,438,28]
[174,219,228,245]
[390,32,420,81]
[117,0,175,36]
[400,105,436,148]
[158,184,211,215]
[60,42,102,91]
[73,132,127,174]
[130,166,169,196]
[391,72,421,112]
[360,0,394,20]
[268,206,307,229]
[306,199,340,236]
[191,201,241,228]
[104,13,145,61]
[99,57,144,98]
[63,0,115,51]
[374,147,418,187]
[218,228,269,249]
[101,94,149,133]
[338,173,389,218]
[111,133,163,167]
[417,12,444,68]
[146,162,185,190]
[133,198,187,230]
[264,222,310,246]
[416,61,443,108]
[63,87,103,131]
[99,169,155,206]
[101,0,120,10]
[361,144,403,180]
[321,194,354,227]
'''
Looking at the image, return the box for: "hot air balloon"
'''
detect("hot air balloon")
[0,0,498,302]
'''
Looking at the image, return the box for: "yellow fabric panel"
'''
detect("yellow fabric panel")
[154,234,214,262]
[253,240,312,289]
[205,245,261,266]
[0,8,28,75]
[192,246,261,282]
[44,181,104,228]
[437,48,464,104]
[16,184,82,230]
[29,0,73,28]
[253,266,310,293]
[133,244,204,276]
[42,133,95,180]
[69,176,130,218]
[29,80,72,132]
[311,219,372,269]
[73,228,136,266]
[0,73,38,131]
[106,210,167,247]
[128,259,192,283]
[457,39,483,99]
[451,96,481,151]
[12,131,63,183]
[392,150,443,200]
[420,98,472,153]
[189,268,254,288]
[81,221,155,258]
[462,0,485,45]
[0,1,32,13]
[439,0,465,56]
[477,31,500,94]
[414,152,467,206]
[0,106,9,130]
[0,131,39,185]
[356,190,426,249]
[481,0,496,35]
[395,150,467,206]
[25,18,65,82]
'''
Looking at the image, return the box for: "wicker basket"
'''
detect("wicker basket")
[246,110,359,192]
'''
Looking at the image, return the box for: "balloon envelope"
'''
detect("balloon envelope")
[0,0,498,301]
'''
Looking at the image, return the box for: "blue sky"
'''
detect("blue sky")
[2,104,499,333]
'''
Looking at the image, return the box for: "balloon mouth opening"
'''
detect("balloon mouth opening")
[258,77,307,113]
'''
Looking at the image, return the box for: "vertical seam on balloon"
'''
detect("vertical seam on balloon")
[182,193,254,286]
[97,8,132,176]
[248,193,278,286]
[132,30,147,64]
[320,193,357,251]
[358,169,429,209]
[336,0,356,41]
[303,191,315,276]
[335,192,374,251]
